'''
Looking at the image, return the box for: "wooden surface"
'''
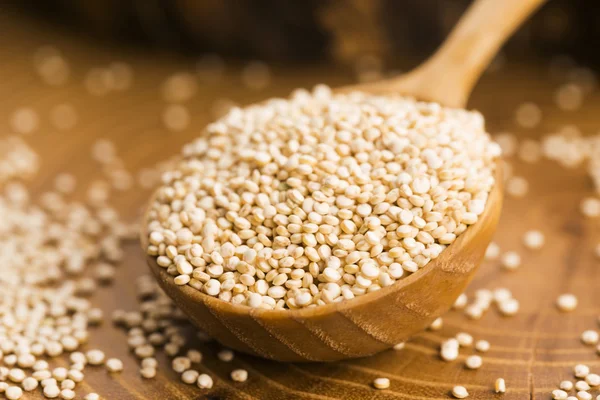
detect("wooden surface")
[2,5,600,400]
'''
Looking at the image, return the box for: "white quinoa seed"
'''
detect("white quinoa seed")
[182,370,200,384]
[575,380,590,391]
[84,394,100,400]
[456,332,473,347]
[145,86,499,309]
[500,251,521,270]
[484,242,500,260]
[495,378,506,393]
[373,377,390,390]
[61,380,75,390]
[586,373,600,387]
[5,386,23,400]
[475,340,490,352]
[452,385,469,399]
[197,374,214,389]
[560,381,574,391]
[465,355,482,370]
[106,358,124,372]
[581,330,599,345]
[140,367,156,379]
[86,350,105,365]
[172,357,192,373]
[498,298,520,316]
[429,317,443,331]
[60,389,76,400]
[575,364,590,378]
[581,197,600,218]
[231,369,248,383]
[43,384,61,398]
[440,339,460,362]
[557,294,578,312]
[453,293,468,309]
[523,230,545,250]
[22,377,38,391]
[393,342,406,350]
[217,349,234,362]
[577,391,592,400]
[552,389,568,399]
[141,358,158,369]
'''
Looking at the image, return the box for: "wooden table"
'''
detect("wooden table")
[1,6,599,400]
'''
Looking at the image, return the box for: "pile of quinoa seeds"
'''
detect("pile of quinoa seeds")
[145,85,500,310]
[0,138,137,399]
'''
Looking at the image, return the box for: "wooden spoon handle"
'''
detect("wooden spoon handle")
[365,0,546,107]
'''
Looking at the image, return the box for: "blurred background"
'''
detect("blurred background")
[11,0,600,68]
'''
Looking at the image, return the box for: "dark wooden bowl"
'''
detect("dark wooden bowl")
[142,166,502,362]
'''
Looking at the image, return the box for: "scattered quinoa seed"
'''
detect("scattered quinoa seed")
[106,358,124,372]
[559,381,573,391]
[465,355,482,370]
[86,350,106,365]
[393,342,406,351]
[475,340,490,352]
[197,374,214,389]
[429,317,443,331]
[182,370,200,385]
[523,230,545,250]
[373,377,390,390]
[217,349,234,362]
[574,364,590,378]
[5,386,22,400]
[501,251,521,270]
[552,389,568,399]
[581,330,599,345]
[452,385,469,399]
[495,378,506,393]
[557,294,578,312]
[231,369,248,383]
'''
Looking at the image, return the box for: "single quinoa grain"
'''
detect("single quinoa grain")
[557,294,578,312]
[452,385,469,399]
[5,386,23,400]
[197,374,214,389]
[106,358,124,372]
[495,378,506,393]
[373,377,390,390]
[231,369,248,383]
[465,355,482,370]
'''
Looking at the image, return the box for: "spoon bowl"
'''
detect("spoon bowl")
[144,168,502,362]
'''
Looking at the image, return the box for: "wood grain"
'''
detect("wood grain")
[1,5,599,400]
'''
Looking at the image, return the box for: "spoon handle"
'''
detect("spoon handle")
[381,0,547,107]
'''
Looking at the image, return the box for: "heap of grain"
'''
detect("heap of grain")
[145,85,500,310]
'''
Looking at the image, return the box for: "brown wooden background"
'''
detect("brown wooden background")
[1,5,600,400]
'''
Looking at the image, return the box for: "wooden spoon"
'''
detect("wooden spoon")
[143,0,544,362]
